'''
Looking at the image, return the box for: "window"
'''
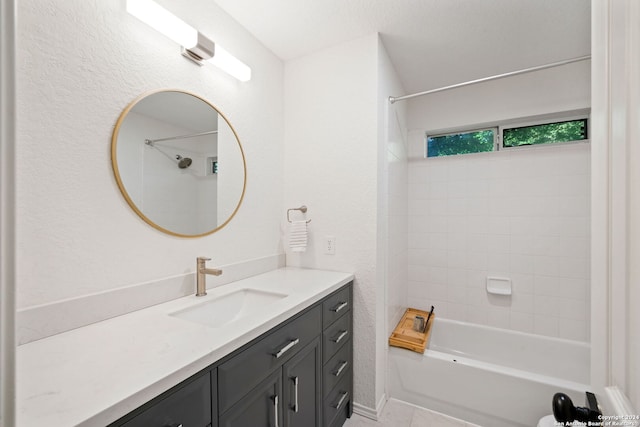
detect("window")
[426,128,496,158]
[502,118,588,147]
[425,114,588,158]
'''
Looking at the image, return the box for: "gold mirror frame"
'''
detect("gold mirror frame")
[111,89,247,238]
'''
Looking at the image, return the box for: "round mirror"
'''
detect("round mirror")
[111,89,246,237]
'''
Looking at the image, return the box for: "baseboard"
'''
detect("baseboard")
[604,386,638,424]
[353,393,387,421]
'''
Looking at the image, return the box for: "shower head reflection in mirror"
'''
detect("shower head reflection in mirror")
[176,155,192,169]
[145,139,194,170]
[111,89,247,237]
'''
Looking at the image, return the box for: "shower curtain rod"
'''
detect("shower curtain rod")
[145,129,218,145]
[388,55,591,104]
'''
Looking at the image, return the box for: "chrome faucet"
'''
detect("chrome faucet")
[196,257,223,296]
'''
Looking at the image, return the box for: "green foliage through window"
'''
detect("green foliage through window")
[425,116,589,158]
[503,119,588,147]
[427,129,495,158]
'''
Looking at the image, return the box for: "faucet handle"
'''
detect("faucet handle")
[197,256,212,263]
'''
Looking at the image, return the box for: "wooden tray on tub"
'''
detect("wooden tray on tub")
[388,307,435,354]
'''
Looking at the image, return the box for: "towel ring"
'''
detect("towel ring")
[287,205,311,223]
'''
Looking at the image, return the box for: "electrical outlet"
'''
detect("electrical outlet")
[325,236,336,255]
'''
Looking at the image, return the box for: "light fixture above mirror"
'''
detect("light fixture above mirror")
[127,0,251,82]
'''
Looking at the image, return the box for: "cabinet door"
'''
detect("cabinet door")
[120,372,211,427]
[282,338,321,427]
[218,306,321,414]
[219,370,282,427]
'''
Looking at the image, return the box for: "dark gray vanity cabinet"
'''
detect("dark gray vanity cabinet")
[219,337,321,427]
[116,370,215,427]
[109,282,352,427]
[217,306,322,415]
[219,369,282,427]
[282,337,322,427]
[320,285,353,427]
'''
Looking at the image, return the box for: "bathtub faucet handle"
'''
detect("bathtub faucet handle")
[552,392,601,424]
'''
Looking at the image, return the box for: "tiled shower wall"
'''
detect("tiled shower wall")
[407,141,590,342]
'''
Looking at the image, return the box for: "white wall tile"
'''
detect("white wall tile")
[407,145,590,341]
[428,283,448,301]
[487,307,511,329]
[428,267,448,284]
[510,312,534,333]
[558,318,589,342]
[534,315,559,337]
[447,302,467,322]
[466,308,488,325]
[511,293,534,314]
[467,252,488,271]
[511,273,534,294]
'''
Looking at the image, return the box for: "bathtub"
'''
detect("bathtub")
[389,318,590,427]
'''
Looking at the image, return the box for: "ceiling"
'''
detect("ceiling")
[212,0,591,95]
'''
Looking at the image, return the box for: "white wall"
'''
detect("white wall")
[406,61,591,341]
[16,0,284,309]
[378,38,408,410]
[283,33,381,411]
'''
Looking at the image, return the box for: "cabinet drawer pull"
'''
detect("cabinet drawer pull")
[273,338,299,358]
[331,330,348,344]
[273,394,279,427]
[333,361,348,377]
[291,376,299,413]
[331,301,348,313]
[332,392,348,410]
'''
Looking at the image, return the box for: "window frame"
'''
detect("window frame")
[425,127,498,158]
[424,111,590,159]
[498,113,590,151]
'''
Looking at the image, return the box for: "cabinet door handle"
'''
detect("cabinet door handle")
[331,330,348,344]
[333,361,348,377]
[273,394,279,427]
[273,338,299,358]
[291,376,299,413]
[331,301,348,313]
[332,392,348,410]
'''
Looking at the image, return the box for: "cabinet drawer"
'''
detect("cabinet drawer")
[322,312,351,362]
[323,371,351,427]
[218,305,321,414]
[329,404,349,427]
[121,372,211,427]
[322,339,351,398]
[322,285,351,328]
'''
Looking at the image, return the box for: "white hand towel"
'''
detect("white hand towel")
[288,220,308,252]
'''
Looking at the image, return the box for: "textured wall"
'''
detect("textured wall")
[405,62,591,341]
[283,34,380,410]
[16,0,284,307]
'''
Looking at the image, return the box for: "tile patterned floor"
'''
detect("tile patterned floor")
[344,399,482,427]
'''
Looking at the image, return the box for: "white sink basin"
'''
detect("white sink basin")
[169,289,288,328]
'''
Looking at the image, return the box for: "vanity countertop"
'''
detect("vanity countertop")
[16,267,354,427]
